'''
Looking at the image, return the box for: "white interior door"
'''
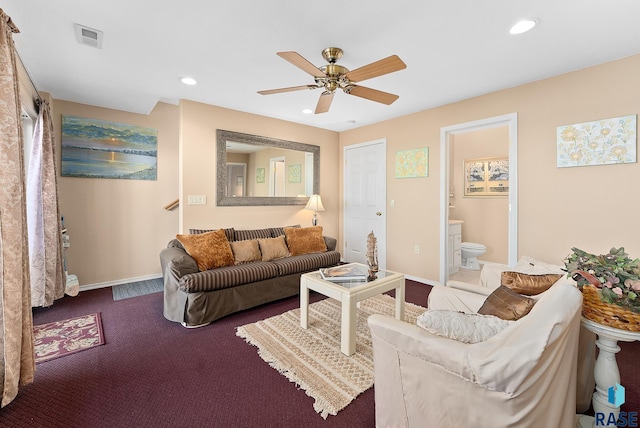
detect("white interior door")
[344,139,386,268]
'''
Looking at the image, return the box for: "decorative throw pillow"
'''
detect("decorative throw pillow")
[416,310,514,344]
[284,226,327,256]
[257,236,290,261]
[478,285,535,321]
[189,227,235,242]
[270,225,300,238]
[230,240,262,265]
[175,229,235,271]
[501,271,562,296]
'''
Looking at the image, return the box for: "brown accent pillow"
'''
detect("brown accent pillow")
[175,229,234,271]
[257,236,290,261]
[230,240,262,265]
[501,271,563,296]
[284,226,327,256]
[478,285,535,321]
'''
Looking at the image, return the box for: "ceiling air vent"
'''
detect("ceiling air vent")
[75,24,103,49]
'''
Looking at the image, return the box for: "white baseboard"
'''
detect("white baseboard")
[404,274,438,287]
[79,273,163,292]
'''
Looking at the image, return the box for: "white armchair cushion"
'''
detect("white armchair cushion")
[417,310,514,343]
[480,256,567,289]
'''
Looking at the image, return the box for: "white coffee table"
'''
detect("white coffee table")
[300,263,405,356]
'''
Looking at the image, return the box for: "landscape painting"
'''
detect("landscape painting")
[61,115,158,180]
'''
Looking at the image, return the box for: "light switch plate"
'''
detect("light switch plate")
[187,195,206,205]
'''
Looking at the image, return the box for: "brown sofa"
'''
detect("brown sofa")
[160,226,341,327]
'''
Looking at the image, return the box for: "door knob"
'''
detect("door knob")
[376,211,382,216]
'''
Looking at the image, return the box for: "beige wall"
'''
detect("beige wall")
[451,127,509,264]
[52,54,640,287]
[54,101,179,287]
[340,54,640,283]
[178,100,340,239]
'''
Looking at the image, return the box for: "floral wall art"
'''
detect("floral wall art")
[557,115,637,168]
[395,148,428,178]
[288,164,301,183]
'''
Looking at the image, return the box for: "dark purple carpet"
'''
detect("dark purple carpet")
[1,280,638,427]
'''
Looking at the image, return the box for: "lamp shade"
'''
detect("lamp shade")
[305,194,325,212]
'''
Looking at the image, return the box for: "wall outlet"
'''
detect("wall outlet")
[414,245,420,254]
[187,195,207,205]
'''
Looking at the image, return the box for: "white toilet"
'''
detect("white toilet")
[460,242,487,270]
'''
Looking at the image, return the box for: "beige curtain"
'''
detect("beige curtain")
[0,9,35,407]
[27,99,65,307]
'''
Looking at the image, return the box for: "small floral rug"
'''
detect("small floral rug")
[33,313,105,363]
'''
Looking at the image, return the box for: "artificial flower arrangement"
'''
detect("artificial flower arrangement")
[564,247,640,313]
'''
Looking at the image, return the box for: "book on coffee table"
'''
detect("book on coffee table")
[319,265,367,282]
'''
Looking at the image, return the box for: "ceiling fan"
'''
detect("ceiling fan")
[258,47,407,114]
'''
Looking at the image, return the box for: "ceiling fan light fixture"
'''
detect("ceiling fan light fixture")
[258,47,406,113]
[325,80,339,93]
[509,18,539,35]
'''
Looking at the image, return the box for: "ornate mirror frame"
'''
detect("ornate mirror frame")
[216,129,320,206]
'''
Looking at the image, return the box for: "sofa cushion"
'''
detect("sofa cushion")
[178,261,280,293]
[230,239,262,264]
[235,228,272,241]
[478,285,535,321]
[416,310,514,344]
[284,226,328,256]
[501,271,563,296]
[271,250,342,276]
[270,224,300,238]
[176,229,235,271]
[189,228,235,242]
[257,236,290,261]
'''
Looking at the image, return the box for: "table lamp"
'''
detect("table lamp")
[305,194,325,226]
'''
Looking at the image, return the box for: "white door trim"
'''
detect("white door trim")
[343,138,387,269]
[439,113,518,286]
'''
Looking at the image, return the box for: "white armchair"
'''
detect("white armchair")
[368,282,583,428]
[441,259,596,413]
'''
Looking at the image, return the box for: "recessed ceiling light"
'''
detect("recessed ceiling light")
[302,108,313,114]
[180,76,198,86]
[509,18,539,35]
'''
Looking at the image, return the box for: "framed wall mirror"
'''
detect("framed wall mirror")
[216,129,320,206]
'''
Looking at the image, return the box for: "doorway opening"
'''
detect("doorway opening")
[439,113,518,285]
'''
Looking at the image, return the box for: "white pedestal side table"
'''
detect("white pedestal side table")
[577,317,640,428]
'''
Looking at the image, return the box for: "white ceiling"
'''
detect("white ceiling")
[5,1,640,132]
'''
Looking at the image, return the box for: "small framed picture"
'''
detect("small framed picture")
[464,157,508,196]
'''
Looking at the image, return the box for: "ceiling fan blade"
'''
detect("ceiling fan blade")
[315,92,334,114]
[258,85,319,95]
[277,51,326,78]
[345,55,407,83]
[347,85,399,105]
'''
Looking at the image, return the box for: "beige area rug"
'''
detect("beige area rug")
[236,294,426,418]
